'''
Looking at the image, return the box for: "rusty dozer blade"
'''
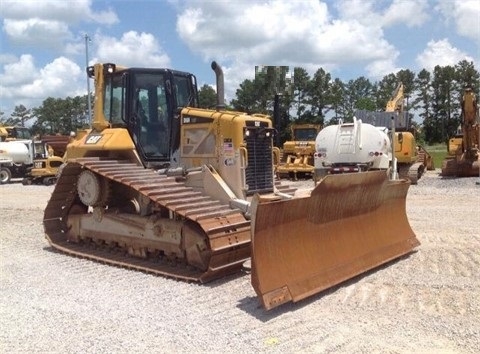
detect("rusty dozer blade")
[250,170,419,310]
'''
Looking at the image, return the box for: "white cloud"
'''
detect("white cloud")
[92,31,171,68]
[416,39,475,71]
[382,0,429,27]
[0,53,18,65]
[3,19,72,48]
[435,0,480,43]
[0,56,84,110]
[1,0,118,50]
[0,54,37,86]
[176,0,399,75]
[0,0,118,25]
[452,0,479,43]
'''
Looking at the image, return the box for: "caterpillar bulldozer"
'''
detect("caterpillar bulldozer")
[275,123,321,180]
[441,87,480,177]
[43,61,419,310]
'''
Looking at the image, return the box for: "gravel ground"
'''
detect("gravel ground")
[1,170,479,353]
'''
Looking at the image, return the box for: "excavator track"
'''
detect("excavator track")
[43,157,251,283]
[398,162,424,184]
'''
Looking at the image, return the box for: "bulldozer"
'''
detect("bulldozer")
[22,135,70,185]
[441,87,480,177]
[275,123,321,180]
[355,83,434,184]
[43,61,419,310]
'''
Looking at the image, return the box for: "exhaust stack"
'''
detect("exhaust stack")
[211,61,225,111]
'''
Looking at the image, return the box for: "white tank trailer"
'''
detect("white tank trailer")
[0,141,31,164]
[314,117,391,179]
[0,140,34,184]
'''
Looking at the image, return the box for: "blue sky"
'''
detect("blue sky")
[0,0,479,117]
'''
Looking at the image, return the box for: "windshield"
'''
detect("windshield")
[133,72,170,159]
[294,128,318,141]
[104,75,125,125]
[6,127,31,139]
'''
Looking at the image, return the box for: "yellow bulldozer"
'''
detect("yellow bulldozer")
[43,61,419,310]
[441,87,480,177]
[275,123,321,180]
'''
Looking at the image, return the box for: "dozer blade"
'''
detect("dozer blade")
[250,170,419,310]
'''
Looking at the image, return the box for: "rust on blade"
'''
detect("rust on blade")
[250,170,419,310]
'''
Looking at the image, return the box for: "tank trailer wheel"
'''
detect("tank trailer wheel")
[77,170,109,207]
[0,167,12,184]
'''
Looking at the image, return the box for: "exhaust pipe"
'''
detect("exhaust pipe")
[211,61,225,111]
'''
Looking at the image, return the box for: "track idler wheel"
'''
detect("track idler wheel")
[77,170,110,207]
[182,221,211,271]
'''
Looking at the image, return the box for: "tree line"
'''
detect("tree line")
[1,59,478,145]
[228,60,479,145]
[0,95,92,137]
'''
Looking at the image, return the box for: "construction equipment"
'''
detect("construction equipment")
[275,124,321,180]
[441,87,480,177]
[42,61,419,310]
[250,170,419,310]
[0,125,31,141]
[0,135,69,185]
[43,61,295,283]
[0,139,34,184]
[355,83,434,184]
[313,117,391,182]
[21,135,70,185]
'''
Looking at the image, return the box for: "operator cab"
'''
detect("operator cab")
[294,128,318,141]
[0,126,31,141]
[95,64,198,165]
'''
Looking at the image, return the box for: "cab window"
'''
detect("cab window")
[104,75,125,125]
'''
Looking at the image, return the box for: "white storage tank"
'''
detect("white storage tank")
[314,117,391,176]
[0,141,31,164]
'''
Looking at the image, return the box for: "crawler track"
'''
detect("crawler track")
[398,162,424,184]
[43,158,252,282]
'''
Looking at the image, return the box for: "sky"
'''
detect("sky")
[0,0,479,117]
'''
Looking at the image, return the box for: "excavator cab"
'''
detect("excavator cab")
[88,63,198,166]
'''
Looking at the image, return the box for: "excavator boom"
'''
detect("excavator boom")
[251,170,419,310]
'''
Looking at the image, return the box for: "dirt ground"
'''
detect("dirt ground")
[1,170,479,353]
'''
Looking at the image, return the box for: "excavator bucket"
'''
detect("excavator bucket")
[250,170,419,310]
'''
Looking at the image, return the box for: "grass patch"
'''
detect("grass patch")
[425,144,448,169]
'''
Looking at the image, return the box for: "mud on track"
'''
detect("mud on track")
[1,171,479,353]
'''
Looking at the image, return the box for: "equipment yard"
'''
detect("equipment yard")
[1,170,479,353]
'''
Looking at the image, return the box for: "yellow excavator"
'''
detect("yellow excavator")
[441,87,480,177]
[43,62,419,310]
[386,83,435,183]
[356,83,434,184]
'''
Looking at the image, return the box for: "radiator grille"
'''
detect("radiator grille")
[244,126,275,195]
